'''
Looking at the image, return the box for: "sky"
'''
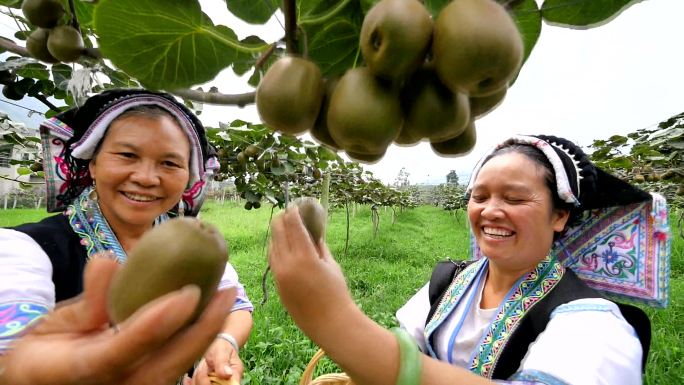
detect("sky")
[2,0,684,186]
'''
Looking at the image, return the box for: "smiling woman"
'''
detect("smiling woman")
[0,89,254,385]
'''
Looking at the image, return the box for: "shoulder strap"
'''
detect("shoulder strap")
[427,259,474,322]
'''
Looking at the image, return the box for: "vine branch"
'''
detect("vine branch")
[283,0,298,54]
[33,94,61,113]
[68,0,81,33]
[0,38,28,57]
[169,88,255,107]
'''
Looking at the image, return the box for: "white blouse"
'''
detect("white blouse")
[396,280,643,385]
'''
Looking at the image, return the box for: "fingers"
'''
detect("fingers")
[32,258,119,335]
[127,288,236,384]
[81,284,203,377]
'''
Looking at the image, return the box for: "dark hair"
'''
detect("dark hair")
[475,144,580,238]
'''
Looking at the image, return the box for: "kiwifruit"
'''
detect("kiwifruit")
[312,168,322,180]
[108,218,228,324]
[244,144,260,158]
[430,120,477,157]
[470,87,507,118]
[26,28,59,63]
[29,161,43,172]
[0,70,16,84]
[327,67,402,157]
[47,25,85,62]
[346,150,386,164]
[256,56,324,135]
[400,65,470,144]
[311,77,342,151]
[677,186,684,196]
[252,201,261,209]
[2,85,24,100]
[244,201,253,210]
[360,0,433,82]
[236,152,247,166]
[634,174,645,183]
[22,0,65,28]
[291,197,327,241]
[433,0,523,96]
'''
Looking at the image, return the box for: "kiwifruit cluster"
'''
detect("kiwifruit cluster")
[256,0,523,163]
[22,0,85,63]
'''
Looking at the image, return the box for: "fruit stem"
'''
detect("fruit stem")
[68,0,81,34]
[283,0,298,54]
[298,0,353,27]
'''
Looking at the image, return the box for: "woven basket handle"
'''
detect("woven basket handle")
[299,348,328,385]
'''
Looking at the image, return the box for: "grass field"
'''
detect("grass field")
[2,202,682,384]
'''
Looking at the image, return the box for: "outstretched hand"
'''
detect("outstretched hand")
[0,257,236,385]
[268,206,356,342]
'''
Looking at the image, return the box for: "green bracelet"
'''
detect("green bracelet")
[390,327,422,385]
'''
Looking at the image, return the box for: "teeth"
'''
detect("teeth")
[123,192,157,202]
[483,227,512,237]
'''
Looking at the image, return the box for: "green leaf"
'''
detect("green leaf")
[74,1,95,26]
[606,156,633,170]
[510,0,542,65]
[225,0,279,25]
[0,0,22,7]
[541,0,637,29]
[306,18,360,76]
[51,64,72,90]
[16,63,50,80]
[232,35,268,76]
[17,166,32,176]
[94,0,267,89]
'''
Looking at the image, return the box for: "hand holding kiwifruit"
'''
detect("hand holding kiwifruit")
[108,218,228,325]
[290,197,327,242]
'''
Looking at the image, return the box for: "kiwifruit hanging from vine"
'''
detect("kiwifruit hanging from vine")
[360,0,433,82]
[291,197,327,242]
[470,87,507,118]
[346,150,386,164]
[47,25,85,62]
[430,120,477,157]
[22,0,65,28]
[327,67,402,159]
[26,28,59,63]
[256,56,324,135]
[2,85,24,101]
[311,77,342,151]
[433,0,523,96]
[108,218,228,325]
[244,144,260,158]
[399,65,470,144]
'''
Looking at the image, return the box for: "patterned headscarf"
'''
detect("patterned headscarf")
[467,134,670,307]
[39,89,219,217]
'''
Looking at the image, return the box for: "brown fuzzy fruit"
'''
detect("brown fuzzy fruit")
[433,0,523,96]
[256,56,324,135]
[360,0,433,81]
[470,87,507,118]
[327,67,402,157]
[108,218,228,325]
[22,0,65,28]
[291,197,327,242]
[26,28,59,63]
[430,121,477,157]
[47,25,85,62]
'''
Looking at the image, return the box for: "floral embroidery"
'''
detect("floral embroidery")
[0,302,49,352]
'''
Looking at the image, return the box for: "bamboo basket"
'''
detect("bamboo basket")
[299,349,355,385]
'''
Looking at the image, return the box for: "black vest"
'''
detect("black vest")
[426,260,651,379]
[12,214,88,302]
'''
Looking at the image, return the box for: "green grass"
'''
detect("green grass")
[2,203,682,384]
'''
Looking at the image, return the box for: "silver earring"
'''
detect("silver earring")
[88,181,98,202]
[178,200,185,217]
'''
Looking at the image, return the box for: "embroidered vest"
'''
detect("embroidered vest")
[13,214,88,302]
[426,259,651,379]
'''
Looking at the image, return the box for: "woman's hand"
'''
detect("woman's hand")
[0,258,236,385]
[268,207,357,342]
[189,339,243,385]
